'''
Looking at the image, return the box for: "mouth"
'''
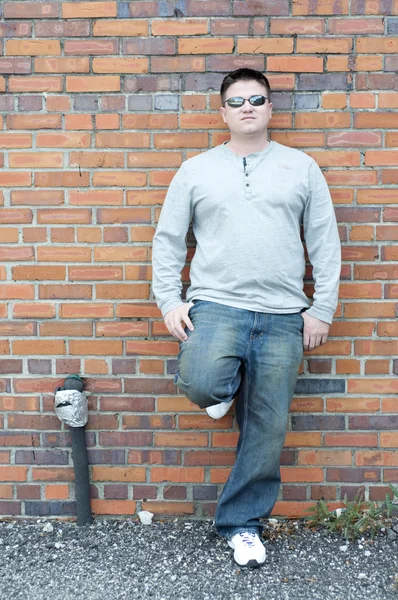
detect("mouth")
[242,117,255,120]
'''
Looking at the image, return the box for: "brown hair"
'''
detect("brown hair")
[220,68,271,103]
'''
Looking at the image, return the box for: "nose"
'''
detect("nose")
[242,99,253,111]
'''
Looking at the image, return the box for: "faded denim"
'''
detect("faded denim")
[174,299,304,540]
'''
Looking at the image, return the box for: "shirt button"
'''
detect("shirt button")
[246,183,249,187]
[245,173,249,176]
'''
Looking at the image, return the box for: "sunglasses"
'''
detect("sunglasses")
[223,95,269,108]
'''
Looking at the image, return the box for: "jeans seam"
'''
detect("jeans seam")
[215,359,250,531]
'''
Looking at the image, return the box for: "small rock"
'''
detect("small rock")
[138,511,154,525]
[339,545,348,552]
[42,523,54,534]
[358,573,367,579]
[364,550,371,557]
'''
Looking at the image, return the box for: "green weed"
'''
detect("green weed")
[304,483,398,541]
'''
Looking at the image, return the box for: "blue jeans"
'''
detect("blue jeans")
[174,299,304,540]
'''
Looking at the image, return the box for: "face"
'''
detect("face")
[220,80,272,138]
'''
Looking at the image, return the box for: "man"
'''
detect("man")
[152,68,341,568]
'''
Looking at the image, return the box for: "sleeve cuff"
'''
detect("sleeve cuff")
[305,306,334,325]
[160,298,185,318]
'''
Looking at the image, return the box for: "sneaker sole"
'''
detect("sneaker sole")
[228,541,266,568]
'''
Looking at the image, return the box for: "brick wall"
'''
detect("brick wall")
[0,0,397,520]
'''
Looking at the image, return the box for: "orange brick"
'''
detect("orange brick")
[12,340,65,355]
[60,303,113,319]
[65,114,92,130]
[210,468,231,483]
[92,20,148,37]
[150,467,204,483]
[344,302,396,318]
[9,77,63,93]
[62,2,117,18]
[125,265,152,280]
[336,359,361,374]
[6,40,60,56]
[66,76,120,92]
[8,152,64,169]
[96,321,148,336]
[13,303,55,319]
[0,134,32,149]
[292,0,349,15]
[0,466,27,482]
[380,432,398,447]
[95,114,119,130]
[36,171,90,188]
[128,153,181,169]
[355,451,398,467]
[182,95,207,110]
[12,265,66,281]
[281,467,324,482]
[70,340,122,356]
[70,190,122,206]
[348,379,398,394]
[46,96,71,111]
[152,19,208,36]
[91,499,136,515]
[272,501,317,517]
[93,57,148,74]
[322,93,348,109]
[157,396,200,413]
[326,397,380,412]
[37,247,90,262]
[365,359,390,374]
[0,485,13,499]
[270,18,324,34]
[350,225,374,241]
[92,467,146,482]
[179,38,233,54]
[151,56,205,72]
[126,341,178,356]
[35,57,90,73]
[96,132,150,148]
[379,93,398,108]
[268,56,323,72]
[356,114,398,129]
[127,190,166,206]
[77,228,102,242]
[154,433,208,447]
[0,283,34,299]
[130,226,155,242]
[355,340,398,355]
[141,501,193,515]
[140,360,164,374]
[297,450,352,465]
[94,172,146,188]
[284,432,322,447]
[154,132,208,149]
[38,208,91,224]
[45,484,69,500]
[357,37,398,53]
[324,432,378,447]
[237,38,293,54]
[350,92,376,109]
[295,113,350,128]
[36,132,91,149]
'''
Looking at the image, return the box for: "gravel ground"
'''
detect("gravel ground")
[1,517,398,600]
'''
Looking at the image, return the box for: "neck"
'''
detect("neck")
[226,133,270,157]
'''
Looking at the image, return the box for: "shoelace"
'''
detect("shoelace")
[239,532,256,547]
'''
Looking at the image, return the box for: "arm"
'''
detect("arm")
[302,160,341,347]
[152,164,193,318]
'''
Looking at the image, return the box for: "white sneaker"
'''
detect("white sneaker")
[205,398,234,419]
[228,531,266,567]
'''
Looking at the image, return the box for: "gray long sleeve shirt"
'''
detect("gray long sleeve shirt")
[152,140,341,324]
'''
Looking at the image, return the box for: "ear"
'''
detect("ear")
[220,105,227,124]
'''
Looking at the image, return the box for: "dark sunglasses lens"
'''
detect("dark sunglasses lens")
[250,95,266,106]
[226,97,244,107]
